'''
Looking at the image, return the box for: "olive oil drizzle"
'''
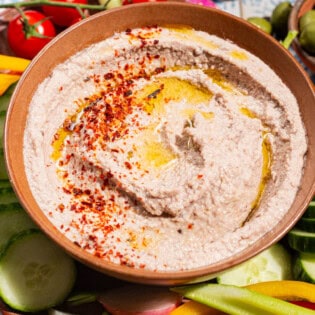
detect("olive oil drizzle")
[51,97,100,162]
[134,77,213,169]
[240,107,272,222]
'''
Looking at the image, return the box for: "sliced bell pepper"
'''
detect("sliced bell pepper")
[0,55,30,96]
[0,54,30,74]
[246,280,315,302]
[171,283,315,315]
[0,73,21,97]
[170,300,226,314]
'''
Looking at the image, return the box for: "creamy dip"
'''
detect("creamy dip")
[24,26,307,271]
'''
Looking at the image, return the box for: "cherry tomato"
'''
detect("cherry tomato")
[7,10,56,60]
[42,0,88,27]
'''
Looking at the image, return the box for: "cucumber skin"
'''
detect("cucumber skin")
[303,201,315,218]
[1,228,40,248]
[0,229,76,312]
[293,253,315,283]
[293,255,312,283]
[296,218,315,233]
[287,229,315,253]
[0,204,37,255]
[0,228,40,259]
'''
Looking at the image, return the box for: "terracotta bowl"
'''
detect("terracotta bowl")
[288,0,315,72]
[4,2,315,285]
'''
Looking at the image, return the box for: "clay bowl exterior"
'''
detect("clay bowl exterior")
[5,2,315,286]
[289,0,315,72]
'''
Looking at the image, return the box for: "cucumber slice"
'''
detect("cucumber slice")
[0,149,8,180]
[303,201,315,218]
[296,217,315,233]
[0,229,76,312]
[216,243,292,286]
[287,228,315,253]
[294,252,315,283]
[0,204,37,253]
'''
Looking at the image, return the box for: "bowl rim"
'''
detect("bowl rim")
[5,2,315,285]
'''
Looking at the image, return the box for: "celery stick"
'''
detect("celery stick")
[172,283,315,315]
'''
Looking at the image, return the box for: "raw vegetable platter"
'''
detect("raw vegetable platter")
[1,0,315,314]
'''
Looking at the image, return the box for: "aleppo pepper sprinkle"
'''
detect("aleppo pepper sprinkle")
[52,26,167,264]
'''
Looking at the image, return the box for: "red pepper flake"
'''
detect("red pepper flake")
[104,72,114,80]
[95,252,102,258]
[197,174,203,179]
[57,203,65,212]
[124,90,132,97]
[154,66,165,74]
[62,187,71,194]
[187,223,194,229]
[89,234,97,241]
[59,86,63,92]
[73,187,83,196]
[124,161,132,170]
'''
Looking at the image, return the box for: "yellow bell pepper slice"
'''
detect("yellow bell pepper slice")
[246,280,315,302]
[170,300,226,314]
[0,54,30,74]
[0,54,31,96]
[0,73,21,96]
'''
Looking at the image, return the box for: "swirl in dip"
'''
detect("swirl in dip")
[24,26,307,271]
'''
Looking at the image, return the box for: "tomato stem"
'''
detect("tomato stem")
[0,0,107,11]
[14,5,55,39]
[74,5,87,19]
